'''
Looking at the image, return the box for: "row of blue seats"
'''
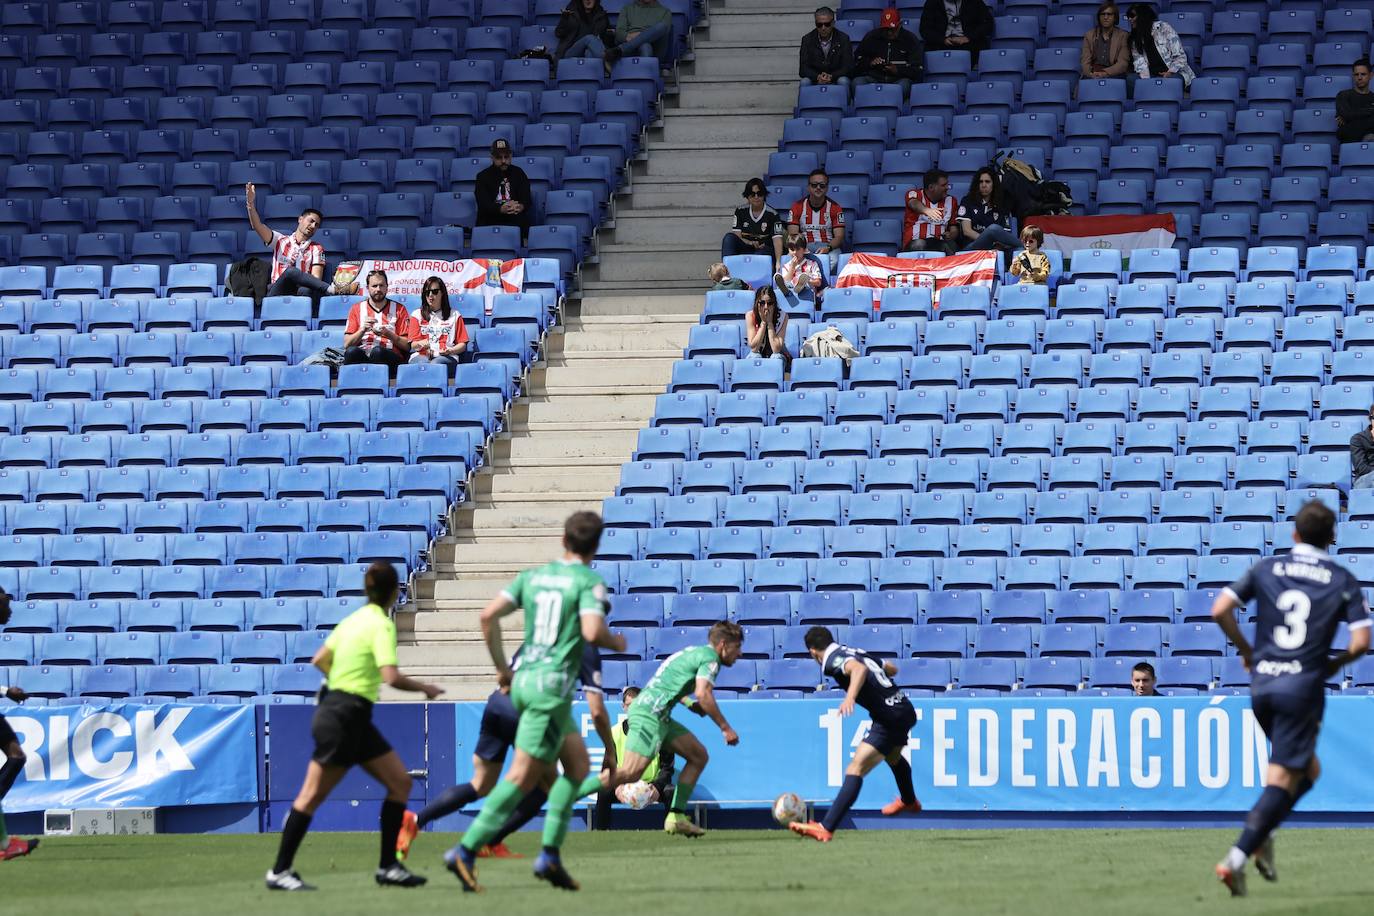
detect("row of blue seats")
[0,530,428,568]
[0,662,322,700]
[2,595,368,634]
[0,630,328,666]
[0,560,408,602]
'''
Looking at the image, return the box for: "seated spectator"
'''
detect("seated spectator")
[1080,2,1130,79]
[708,262,750,290]
[745,286,790,365]
[799,6,853,89]
[1350,404,1374,489]
[854,8,923,93]
[919,0,993,66]
[556,0,614,67]
[723,177,785,262]
[343,270,412,368]
[245,182,358,300]
[474,138,533,242]
[610,0,673,72]
[1009,226,1050,285]
[787,169,845,273]
[1126,3,1194,88]
[408,276,469,367]
[956,168,1018,251]
[1131,662,1160,697]
[774,234,827,309]
[1337,59,1374,144]
[902,168,957,255]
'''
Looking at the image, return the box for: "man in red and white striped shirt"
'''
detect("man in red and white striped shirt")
[901,168,957,255]
[246,182,358,299]
[787,169,846,272]
[343,270,412,370]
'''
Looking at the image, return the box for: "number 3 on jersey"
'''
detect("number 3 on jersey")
[532,590,563,648]
[1273,589,1311,651]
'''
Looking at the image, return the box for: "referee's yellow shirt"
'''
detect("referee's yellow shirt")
[324,603,398,702]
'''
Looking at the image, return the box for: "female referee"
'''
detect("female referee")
[265,562,444,891]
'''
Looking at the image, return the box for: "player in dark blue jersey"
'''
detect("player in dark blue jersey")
[0,591,38,861]
[1211,500,1371,897]
[396,642,615,861]
[788,626,921,842]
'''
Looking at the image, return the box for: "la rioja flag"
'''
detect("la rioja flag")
[1023,214,1176,265]
[835,251,998,310]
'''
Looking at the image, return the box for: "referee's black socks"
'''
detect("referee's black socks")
[273,807,313,874]
[380,800,406,869]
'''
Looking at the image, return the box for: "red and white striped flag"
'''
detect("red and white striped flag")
[835,251,998,310]
[1023,214,1176,265]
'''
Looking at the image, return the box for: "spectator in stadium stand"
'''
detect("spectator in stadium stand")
[787,168,845,272]
[902,168,957,255]
[1348,403,1374,489]
[853,8,923,92]
[555,0,613,69]
[707,262,750,290]
[955,167,1018,251]
[343,269,412,369]
[609,0,674,73]
[798,6,853,89]
[1336,59,1374,143]
[245,182,359,300]
[919,0,993,66]
[745,286,790,366]
[474,138,533,243]
[1131,662,1161,697]
[1009,226,1051,285]
[774,233,827,309]
[1080,2,1130,79]
[1125,3,1194,89]
[407,276,469,368]
[722,177,785,263]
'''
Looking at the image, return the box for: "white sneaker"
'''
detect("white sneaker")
[265,869,315,891]
[772,272,787,290]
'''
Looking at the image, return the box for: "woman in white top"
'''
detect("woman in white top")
[407,276,469,367]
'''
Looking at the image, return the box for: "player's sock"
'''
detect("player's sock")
[888,756,917,805]
[0,813,8,847]
[461,780,524,853]
[379,799,405,869]
[0,754,21,801]
[669,780,696,813]
[417,783,479,828]
[489,787,548,846]
[1236,785,1292,857]
[273,807,313,874]
[576,774,603,798]
[821,775,863,833]
[540,776,579,850]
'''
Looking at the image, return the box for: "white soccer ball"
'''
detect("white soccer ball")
[614,781,659,810]
[772,792,807,826]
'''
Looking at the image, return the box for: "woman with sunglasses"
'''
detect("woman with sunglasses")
[745,286,790,367]
[722,177,784,263]
[407,277,468,367]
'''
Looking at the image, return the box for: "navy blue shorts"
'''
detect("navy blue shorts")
[474,689,519,762]
[862,699,918,756]
[1252,685,1324,771]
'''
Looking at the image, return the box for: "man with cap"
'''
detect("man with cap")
[474,138,534,243]
[853,8,923,93]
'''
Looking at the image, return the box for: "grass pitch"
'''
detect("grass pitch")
[4,828,1371,916]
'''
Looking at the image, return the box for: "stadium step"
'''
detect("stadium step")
[658,112,795,145]
[673,78,798,111]
[636,143,779,178]
[610,211,744,246]
[624,178,758,212]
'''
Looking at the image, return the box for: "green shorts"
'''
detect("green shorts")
[623,706,691,760]
[511,669,575,764]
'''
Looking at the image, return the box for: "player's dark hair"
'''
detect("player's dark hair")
[804,626,834,652]
[0,589,10,627]
[708,620,744,647]
[301,207,323,222]
[623,686,641,699]
[1294,499,1337,549]
[922,168,948,192]
[807,168,829,183]
[366,269,388,285]
[363,561,400,607]
[1132,661,1156,677]
[564,511,603,557]
[1355,58,1371,70]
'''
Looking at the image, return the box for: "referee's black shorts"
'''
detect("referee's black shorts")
[0,712,16,749]
[311,690,392,767]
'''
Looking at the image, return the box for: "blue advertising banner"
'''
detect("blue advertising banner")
[4,703,259,812]
[454,697,1374,813]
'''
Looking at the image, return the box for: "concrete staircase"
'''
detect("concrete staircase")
[392,0,813,699]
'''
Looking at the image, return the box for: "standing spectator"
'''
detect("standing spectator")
[722,177,785,263]
[774,234,827,310]
[745,286,790,365]
[1131,662,1161,697]
[1009,226,1050,285]
[1126,3,1194,89]
[956,168,1018,251]
[245,183,358,300]
[902,168,957,254]
[407,276,468,368]
[919,0,993,66]
[474,138,533,243]
[343,270,412,369]
[1350,404,1374,489]
[610,0,673,73]
[787,168,846,272]
[853,8,923,92]
[1080,2,1130,79]
[799,6,853,89]
[1337,59,1374,144]
[555,0,613,66]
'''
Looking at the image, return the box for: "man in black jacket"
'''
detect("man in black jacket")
[1351,404,1374,489]
[853,8,923,93]
[919,0,994,66]
[799,6,853,89]
[474,138,533,243]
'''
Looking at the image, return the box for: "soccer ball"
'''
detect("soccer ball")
[772,792,806,826]
[614,781,659,810]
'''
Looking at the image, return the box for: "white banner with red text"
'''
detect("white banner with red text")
[835,251,998,310]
